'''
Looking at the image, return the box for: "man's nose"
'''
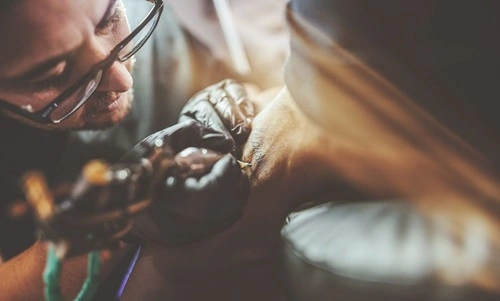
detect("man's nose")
[95,61,133,93]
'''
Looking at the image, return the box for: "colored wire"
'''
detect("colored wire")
[116,245,142,299]
[74,251,101,301]
[43,245,101,301]
[43,245,64,301]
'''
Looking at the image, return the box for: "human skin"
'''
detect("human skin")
[0,0,134,130]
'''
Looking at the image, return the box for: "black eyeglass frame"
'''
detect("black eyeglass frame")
[0,0,164,124]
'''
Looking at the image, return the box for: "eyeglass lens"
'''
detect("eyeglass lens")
[119,10,161,61]
[50,70,103,123]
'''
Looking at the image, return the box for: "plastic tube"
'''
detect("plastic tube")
[43,245,101,301]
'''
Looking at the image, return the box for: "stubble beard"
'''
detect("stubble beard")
[77,57,136,130]
[81,88,135,130]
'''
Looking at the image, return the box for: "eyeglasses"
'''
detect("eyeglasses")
[0,0,164,124]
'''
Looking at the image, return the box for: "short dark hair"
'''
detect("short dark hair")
[0,0,22,25]
[0,0,19,13]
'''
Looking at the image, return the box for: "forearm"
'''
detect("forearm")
[242,87,422,202]
[0,241,47,300]
[0,241,132,300]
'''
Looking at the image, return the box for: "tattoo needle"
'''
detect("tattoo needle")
[237,160,252,169]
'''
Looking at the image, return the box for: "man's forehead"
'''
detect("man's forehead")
[0,0,107,78]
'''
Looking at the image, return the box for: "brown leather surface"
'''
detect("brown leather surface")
[281,201,500,301]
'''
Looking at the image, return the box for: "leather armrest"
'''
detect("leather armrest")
[280,201,500,301]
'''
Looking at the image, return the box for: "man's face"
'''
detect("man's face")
[0,0,134,130]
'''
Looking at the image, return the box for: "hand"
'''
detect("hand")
[23,165,135,258]
[178,79,255,158]
[120,120,249,246]
[131,88,331,266]
[119,88,336,300]
[120,119,235,164]
[130,153,248,246]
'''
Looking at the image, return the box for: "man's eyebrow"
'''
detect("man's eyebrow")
[97,0,117,27]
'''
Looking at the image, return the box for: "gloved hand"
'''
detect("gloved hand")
[120,120,249,246]
[179,79,255,158]
[22,165,136,258]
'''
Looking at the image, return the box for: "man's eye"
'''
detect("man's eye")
[24,62,71,91]
[31,76,65,90]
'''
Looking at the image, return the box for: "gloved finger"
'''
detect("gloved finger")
[170,147,224,181]
[206,155,249,219]
[178,101,240,156]
[208,80,253,144]
[160,154,248,222]
[185,154,249,213]
[134,155,249,246]
[147,120,234,154]
[224,79,255,122]
[184,155,242,191]
[120,120,234,164]
[179,79,254,147]
[179,96,227,133]
[168,120,234,153]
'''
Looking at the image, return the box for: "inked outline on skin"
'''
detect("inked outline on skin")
[242,127,266,177]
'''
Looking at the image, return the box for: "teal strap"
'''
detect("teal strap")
[43,246,101,301]
[74,251,101,301]
[43,246,64,301]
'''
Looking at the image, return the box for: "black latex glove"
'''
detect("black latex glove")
[121,119,235,163]
[179,79,255,158]
[120,120,249,246]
